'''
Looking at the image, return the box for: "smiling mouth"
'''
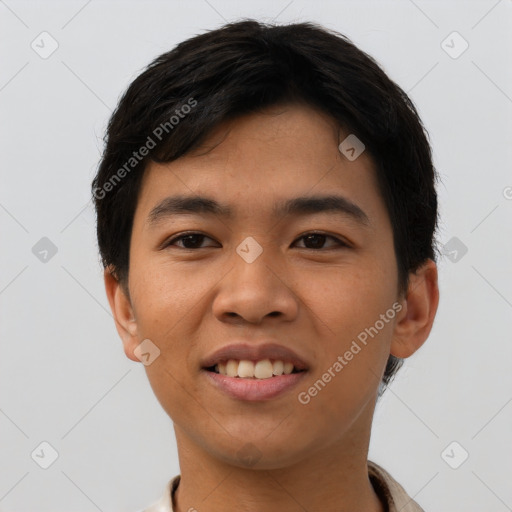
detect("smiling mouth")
[204,359,306,379]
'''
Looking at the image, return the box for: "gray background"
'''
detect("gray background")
[1,0,511,510]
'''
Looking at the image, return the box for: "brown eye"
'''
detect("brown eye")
[294,233,349,250]
[165,232,218,249]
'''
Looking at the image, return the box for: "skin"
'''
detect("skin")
[105,102,439,512]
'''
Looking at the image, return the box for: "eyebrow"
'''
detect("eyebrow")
[147,194,371,228]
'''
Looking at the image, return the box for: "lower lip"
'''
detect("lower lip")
[203,370,307,401]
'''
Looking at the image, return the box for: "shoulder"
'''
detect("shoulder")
[368,460,425,512]
[139,467,424,512]
[140,475,180,512]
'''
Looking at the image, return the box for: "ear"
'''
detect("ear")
[104,267,140,362]
[390,259,439,358]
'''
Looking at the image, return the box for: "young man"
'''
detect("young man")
[92,20,439,512]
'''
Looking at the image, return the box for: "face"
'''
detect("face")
[114,103,408,468]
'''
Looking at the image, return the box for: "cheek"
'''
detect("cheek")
[128,265,203,406]
[130,256,202,334]
[135,273,204,421]
[299,259,396,339]
[297,259,397,397]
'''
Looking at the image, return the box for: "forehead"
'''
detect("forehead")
[134,103,388,231]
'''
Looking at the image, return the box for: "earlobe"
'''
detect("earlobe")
[390,259,439,359]
[104,268,140,362]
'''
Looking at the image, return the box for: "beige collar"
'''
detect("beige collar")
[143,460,424,512]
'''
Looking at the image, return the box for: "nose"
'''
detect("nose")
[212,245,299,325]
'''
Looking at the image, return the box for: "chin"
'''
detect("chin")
[206,436,311,470]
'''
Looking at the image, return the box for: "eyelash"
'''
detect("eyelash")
[163,231,350,250]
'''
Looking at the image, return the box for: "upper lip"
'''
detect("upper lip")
[201,342,309,371]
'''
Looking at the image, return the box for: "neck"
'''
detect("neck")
[172,401,385,512]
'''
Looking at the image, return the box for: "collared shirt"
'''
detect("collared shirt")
[141,461,424,512]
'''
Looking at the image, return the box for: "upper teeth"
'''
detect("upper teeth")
[215,359,296,379]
